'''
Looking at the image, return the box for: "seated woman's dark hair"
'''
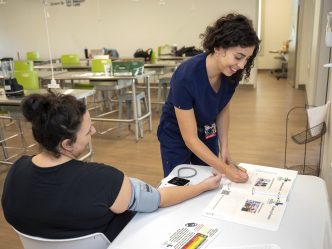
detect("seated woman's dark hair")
[21,91,86,158]
[200,13,261,82]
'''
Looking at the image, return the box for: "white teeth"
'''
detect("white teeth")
[230,67,237,72]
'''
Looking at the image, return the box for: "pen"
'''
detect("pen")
[229,160,246,172]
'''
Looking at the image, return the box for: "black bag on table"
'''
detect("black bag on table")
[175,46,203,57]
[134,48,152,62]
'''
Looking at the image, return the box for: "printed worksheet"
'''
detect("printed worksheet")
[203,163,297,231]
[161,222,221,249]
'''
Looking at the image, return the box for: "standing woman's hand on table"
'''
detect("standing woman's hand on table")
[224,162,248,183]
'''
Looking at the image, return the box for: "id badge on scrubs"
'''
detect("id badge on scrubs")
[204,123,217,139]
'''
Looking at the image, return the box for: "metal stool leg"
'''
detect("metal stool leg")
[0,124,9,159]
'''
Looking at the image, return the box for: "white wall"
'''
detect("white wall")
[321,53,332,205]
[295,0,332,206]
[256,0,292,69]
[0,0,258,60]
[319,1,332,204]
[313,0,331,106]
[296,0,315,86]
[307,0,323,105]
[286,0,299,87]
[296,0,331,106]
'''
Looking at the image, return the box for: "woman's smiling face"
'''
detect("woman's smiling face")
[214,46,255,76]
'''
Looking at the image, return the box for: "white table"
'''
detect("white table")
[34,61,91,71]
[0,88,95,107]
[157,56,189,62]
[110,164,332,249]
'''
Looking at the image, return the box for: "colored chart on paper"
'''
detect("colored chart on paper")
[182,233,208,249]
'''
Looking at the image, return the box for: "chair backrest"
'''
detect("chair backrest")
[14,60,34,71]
[90,49,104,58]
[14,71,39,90]
[93,55,109,59]
[12,227,111,249]
[158,44,174,56]
[91,58,112,73]
[26,51,40,61]
[61,54,80,66]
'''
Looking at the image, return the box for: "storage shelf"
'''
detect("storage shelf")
[291,122,326,144]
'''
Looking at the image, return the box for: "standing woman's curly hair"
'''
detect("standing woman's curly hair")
[200,13,260,82]
[21,91,86,158]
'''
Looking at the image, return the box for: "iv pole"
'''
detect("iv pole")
[42,0,60,89]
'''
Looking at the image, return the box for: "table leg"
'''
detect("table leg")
[0,124,9,159]
[145,75,152,132]
[131,79,139,141]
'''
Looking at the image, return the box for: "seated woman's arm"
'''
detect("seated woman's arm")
[158,173,221,207]
[110,174,221,213]
[110,175,132,213]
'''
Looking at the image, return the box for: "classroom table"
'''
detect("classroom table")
[143,63,176,79]
[0,71,67,89]
[30,58,59,65]
[0,88,94,107]
[35,59,173,72]
[0,88,95,164]
[157,56,189,62]
[35,61,176,75]
[143,63,177,107]
[34,61,91,71]
[110,164,332,249]
[41,71,153,141]
[0,71,65,79]
[144,62,177,72]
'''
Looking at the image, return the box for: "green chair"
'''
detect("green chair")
[91,58,112,73]
[14,60,34,72]
[0,71,39,163]
[14,71,39,90]
[60,54,80,66]
[158,44,173,57]
[89,59,114,113]
[60,54,92,89]
[26,51,40,61]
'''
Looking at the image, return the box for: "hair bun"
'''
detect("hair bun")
[21,94,49,122]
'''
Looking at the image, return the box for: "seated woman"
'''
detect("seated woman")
[1,92,221,242]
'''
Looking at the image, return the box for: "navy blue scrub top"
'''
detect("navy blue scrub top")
[157,52,238,170]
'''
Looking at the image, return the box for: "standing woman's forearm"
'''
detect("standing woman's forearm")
[217,103,230,160]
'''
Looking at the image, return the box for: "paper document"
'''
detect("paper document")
[161,222,220,249]
[307,102,330,136]
[203,163,297,231]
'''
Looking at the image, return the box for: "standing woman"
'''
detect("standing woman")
[157,13,260,180]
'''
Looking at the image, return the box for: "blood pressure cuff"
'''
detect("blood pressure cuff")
[128,178,161,212]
